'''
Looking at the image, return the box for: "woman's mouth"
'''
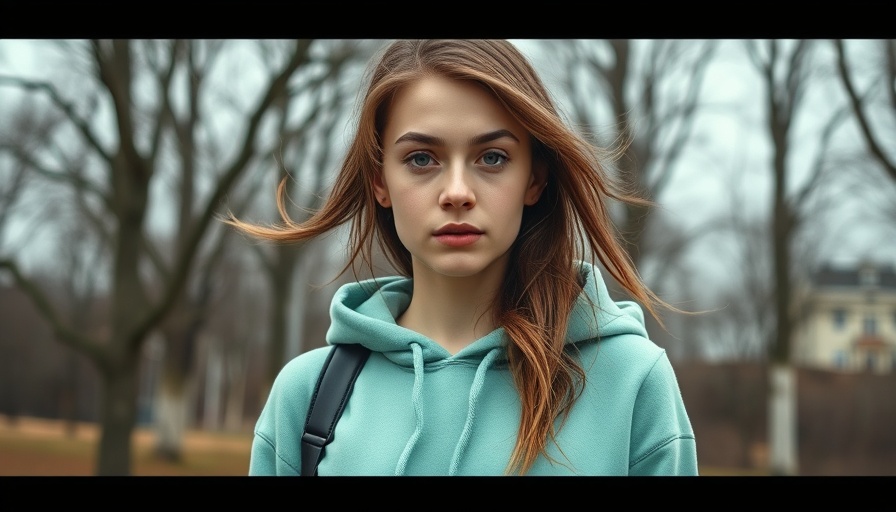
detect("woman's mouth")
[433,224,483,247]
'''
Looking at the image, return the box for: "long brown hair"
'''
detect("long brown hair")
[225,40,669,474]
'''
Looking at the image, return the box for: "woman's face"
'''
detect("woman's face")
[374,74,545,282]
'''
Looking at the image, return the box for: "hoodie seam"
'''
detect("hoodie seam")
[629,433,697,469]
[255,429,301,475]
[628,349,690,469]
[390,359,506,372]
[597,310,632,332]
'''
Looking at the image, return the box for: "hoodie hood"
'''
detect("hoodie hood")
[326,260,648,363]
[326,261,650,475]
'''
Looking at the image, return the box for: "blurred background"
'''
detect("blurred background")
[0,39,893,476]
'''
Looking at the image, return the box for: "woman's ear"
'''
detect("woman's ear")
[372,171,392,208]
[524,159,548,206]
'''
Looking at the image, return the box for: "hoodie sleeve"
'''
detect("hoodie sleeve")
[628,350,699,476]
[249,347,331,476]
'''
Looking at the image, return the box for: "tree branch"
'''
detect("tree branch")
[650,41,717,196]
[0,143,114,212]
[793,103,851,210]
[0,258,106,363]
[0,162,29,238]
[146,39,182,169]
[834,39,896,180]
[784,40,809,119]
[0,76,113,164]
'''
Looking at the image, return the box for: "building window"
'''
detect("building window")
[832,309,846,329]
[834,350,848,369]
[866,353,876,371]
[863,315,877,335]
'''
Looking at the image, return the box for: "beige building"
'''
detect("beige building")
[794,261,896,373]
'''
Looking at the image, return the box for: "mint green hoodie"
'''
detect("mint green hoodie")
[249,261,698,476]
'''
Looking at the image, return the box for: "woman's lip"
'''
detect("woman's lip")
[434,233,482,247]
[433,223,483,235]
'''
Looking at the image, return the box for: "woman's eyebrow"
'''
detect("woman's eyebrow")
[470,129,519,145]
[393,129,520,146]
[393,131,443,146]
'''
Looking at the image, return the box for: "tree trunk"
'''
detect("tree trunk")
[61,353,79,438]
[154,381,190,461]
[153,295,203,460]
[202,341,223,431]
[261,247,298,403]
[224,360,247,433]
[768,362,798,475]
[761,38,803,477]
[153,328,199,461]
[95,362,140,476]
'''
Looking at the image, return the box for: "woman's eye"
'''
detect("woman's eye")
[481,151,507,166]
[410,153,433,167]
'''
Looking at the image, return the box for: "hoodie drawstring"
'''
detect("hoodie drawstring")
[394,344,501,476]
[448,346,500,475]
[394,342,425,475]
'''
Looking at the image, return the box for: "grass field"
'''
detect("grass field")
[0,414,764,476]
[0,415,252,476]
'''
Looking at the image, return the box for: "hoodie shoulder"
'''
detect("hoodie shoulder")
[269,346,332,398]
[249,346,332,476]
[628,349,698,475]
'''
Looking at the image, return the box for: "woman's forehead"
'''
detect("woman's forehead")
[382,75,528,146]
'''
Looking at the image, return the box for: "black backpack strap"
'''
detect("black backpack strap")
[301,343,371,476]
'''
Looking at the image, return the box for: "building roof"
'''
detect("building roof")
[812,262,896,290]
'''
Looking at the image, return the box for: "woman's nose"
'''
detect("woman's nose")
[439,165,476,210]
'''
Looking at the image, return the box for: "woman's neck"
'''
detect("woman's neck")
[397,260,507,355]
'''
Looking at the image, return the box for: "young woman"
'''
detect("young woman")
[227,40,698,476]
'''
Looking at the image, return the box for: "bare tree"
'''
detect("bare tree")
[744,39,852,476]
[0,39,320,475]
[547,39,718,274]
[833,39,896,182]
